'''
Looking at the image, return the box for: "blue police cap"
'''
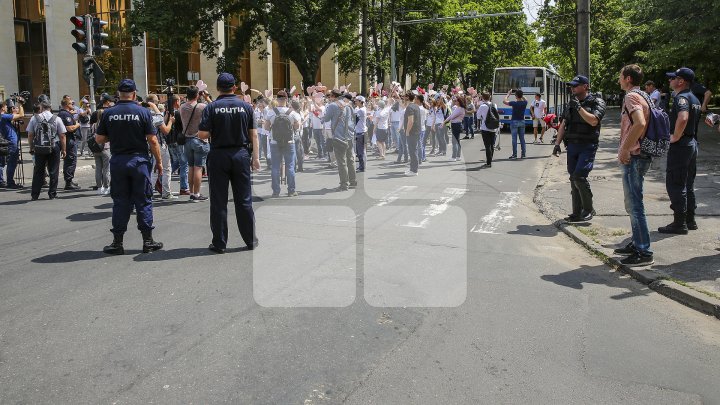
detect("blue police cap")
[568,75,590,87]
[118,79,137,92]
[217,73,236,89]
[666,67,695,83]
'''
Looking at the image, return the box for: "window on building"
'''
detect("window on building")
[272,42,289,94]
[14,0,49,100]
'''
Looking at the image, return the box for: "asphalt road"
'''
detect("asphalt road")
[1,132,719,404]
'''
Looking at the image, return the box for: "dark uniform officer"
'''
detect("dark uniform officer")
[553,75,606,222]
[57,98,81,190]
[95,79,164,255]
[659,67,701,234]
[198,73,260,253]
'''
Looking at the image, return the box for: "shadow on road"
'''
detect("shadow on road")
[31,250,139,263]
[132,246,249,262]
[507,224,559,237]
[66,211,113,222]
[541,264,653,300]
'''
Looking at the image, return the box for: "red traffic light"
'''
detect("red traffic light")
[70,16,85,28]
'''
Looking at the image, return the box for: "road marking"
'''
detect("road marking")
[376,185,418,206]
[470,192,521,234]
[402,187,467,229]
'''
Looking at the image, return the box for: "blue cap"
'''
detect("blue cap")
[217,73,236,89]
[568,75,589,87]
[666,67,695,82]
[117,79,137,92]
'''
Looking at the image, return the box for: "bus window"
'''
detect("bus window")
[493,68,544,94]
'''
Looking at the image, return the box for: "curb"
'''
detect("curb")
[534,157,720,320]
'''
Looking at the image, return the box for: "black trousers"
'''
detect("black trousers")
[63,137,77,183]
[481,130,495,164]
[31,145,61,199]
[666,138,697,214]
[207,147,257,249]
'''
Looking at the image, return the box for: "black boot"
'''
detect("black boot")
[658,212,689,235]
[141,230,164,253]
[103,234,125,255]
[564,182,583,222]
[686,211,698,230]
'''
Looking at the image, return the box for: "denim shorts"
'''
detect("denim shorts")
[185,137,210,167]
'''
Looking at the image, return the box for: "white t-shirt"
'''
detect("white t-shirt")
[311,104,325,129]
[355,106,368,134]
[374,107,390,130]
[397,107,406,129]
[266,106,300,143]
[649,89,661,108]
[433,107,445,125]
[390,103,403,123]
[423,106,434,127]
[531,99,546,118]
[476,102,490,131]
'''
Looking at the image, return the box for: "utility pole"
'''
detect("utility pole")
[576,0,590,77]
[361,0,368,96]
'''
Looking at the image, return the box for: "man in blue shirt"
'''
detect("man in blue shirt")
[95,79,164,255]
[658,67,702,234]
[0,98,25,189]
[324,90,356,191]
[503,89,528,159]
[198,73,260,253]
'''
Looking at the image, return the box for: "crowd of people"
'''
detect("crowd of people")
[0,67,716,257]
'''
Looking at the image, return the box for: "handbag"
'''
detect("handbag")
[177,104,198,146]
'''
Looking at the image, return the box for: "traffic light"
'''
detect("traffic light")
[70,15,88,55]
[92,18,109,56]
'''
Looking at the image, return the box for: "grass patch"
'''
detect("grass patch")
[577,226,599,238]
[663,277,720,300]
[610,229,627,237]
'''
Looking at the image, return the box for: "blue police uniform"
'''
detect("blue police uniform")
[57,109,79,187]
[0,113,21,187]
[199,79,258,252]
[665,89,700,220]
[96,82,161,254]
[560,78,606,220]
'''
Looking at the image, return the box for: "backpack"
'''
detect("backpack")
[33,114,58,155]
[78,113,90,124]
[87,109,104,154]
[626,89,671,157]
[484,102,500,130]
[271,107,294,145]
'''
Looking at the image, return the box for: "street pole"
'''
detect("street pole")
[576,0,590,78]
[85,14,97,113]
[361,0,368,95]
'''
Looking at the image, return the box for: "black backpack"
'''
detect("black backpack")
[272,107,294,145]
[33,114,58,155]
[87,109,104,154]
[484,102,500,130]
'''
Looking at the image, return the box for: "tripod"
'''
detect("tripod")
[13,121,25,186]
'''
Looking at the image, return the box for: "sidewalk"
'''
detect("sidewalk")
[3,138,97,188]
[535,107,720,318]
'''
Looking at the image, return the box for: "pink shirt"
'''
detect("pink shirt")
[620,89,650,156]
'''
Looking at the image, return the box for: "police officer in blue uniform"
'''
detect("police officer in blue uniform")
[95,79,164,255]
[198,73,260,253]
[553,75,606,222]
[658,67,701,234]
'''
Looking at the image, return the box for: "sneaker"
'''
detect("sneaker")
[6,183,23,189]
[404,170,418,177]
[179,189,191,196]
[195,194,208,201]
[521,154,526,159]
[613,242,635,255]
[97,186,106,195]
[287,191,299,197]
[620,253,654,267]
[162,193,177,200]
[509,155,517,160]
[271,193,280,198]
[334,186,349,192]
[64,182,81,190]
[103,187,111,196]
[455,157,460,161]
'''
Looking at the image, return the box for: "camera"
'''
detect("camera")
[8,91,30,106]
[706,112,720,127]
[165,78,176,87]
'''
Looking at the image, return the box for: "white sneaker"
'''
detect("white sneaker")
[404,170,418,176]
[97,186,105,195]
[449,157,456,161]
[103,187,111,196]
[455,157,461,161]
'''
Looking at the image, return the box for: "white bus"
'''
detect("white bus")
[492,66,568,126]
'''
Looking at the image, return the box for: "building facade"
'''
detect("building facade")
[2,0,350,103]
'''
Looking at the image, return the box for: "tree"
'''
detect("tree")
[129,0,360,89]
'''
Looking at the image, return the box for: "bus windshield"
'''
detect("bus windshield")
[494,69,544,94]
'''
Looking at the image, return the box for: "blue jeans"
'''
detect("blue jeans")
[434,124,447,154]
[270,142,296,194]
[463,116,474,137]
[622,155,653,256]
[185,137,209,167]
[0,130,19,185]
[510,120,526,157]
[389,121,400,149]
[566,142,598,178]
[395,129,408,161]
[418,130,426,161]
[168,143,189,190]
[313,128,325,158]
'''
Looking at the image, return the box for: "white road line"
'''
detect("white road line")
[470,192,521,234]
[402,187,468,229]
[376,185,418,206]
